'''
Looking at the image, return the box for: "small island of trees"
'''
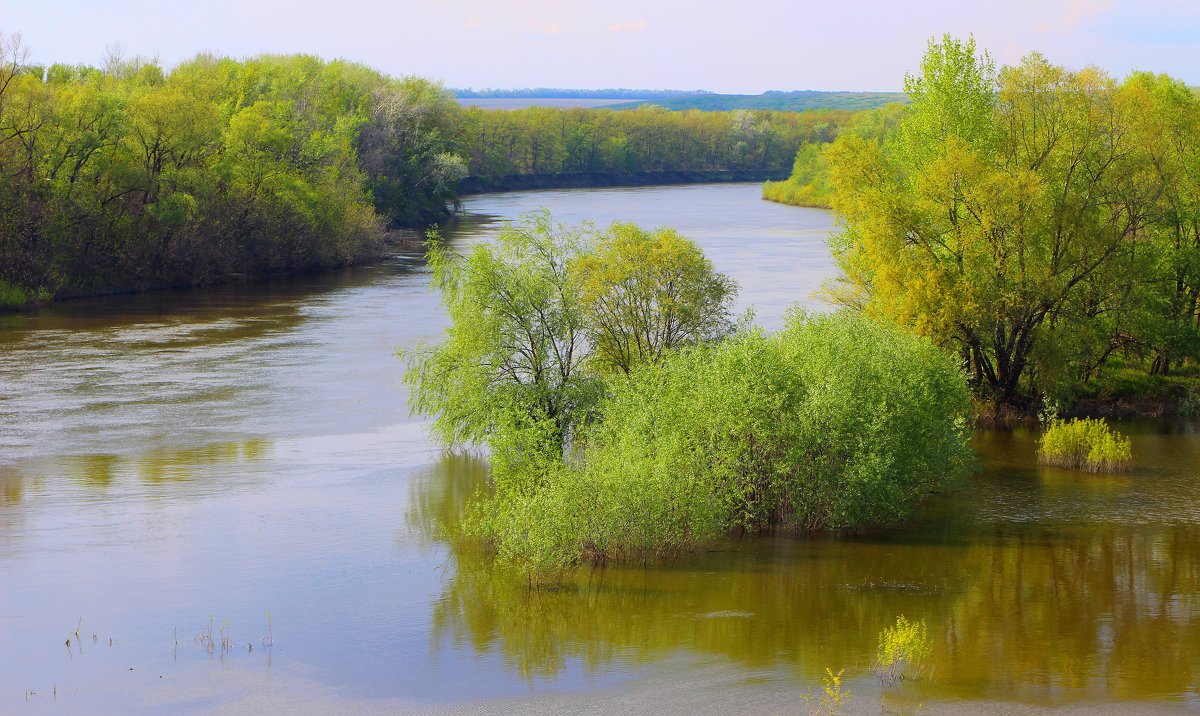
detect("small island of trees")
[402,213,975,578]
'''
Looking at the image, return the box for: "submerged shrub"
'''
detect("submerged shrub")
[875,615,933,685]
[1037,418,1133,472]
[802,668,851,715]
[469,311,975,576]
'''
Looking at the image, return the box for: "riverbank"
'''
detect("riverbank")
[1,177,800,314]
[0,229,427,313]
[972,367,1200,426]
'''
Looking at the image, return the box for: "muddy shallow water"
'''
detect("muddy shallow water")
[2,183,1198,714]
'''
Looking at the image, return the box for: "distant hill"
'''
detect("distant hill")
[455,97,641,110]
[452,88,708,100]
[609,90,908,112]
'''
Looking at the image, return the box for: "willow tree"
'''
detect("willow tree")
[1119,72,1200,375]
[401,212,738,458]
[826,35,1161,405]
[402,212,598,457]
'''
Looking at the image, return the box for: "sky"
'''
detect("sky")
[2,0,1200,92]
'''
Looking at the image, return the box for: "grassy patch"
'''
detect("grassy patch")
[1038,418,1133,472]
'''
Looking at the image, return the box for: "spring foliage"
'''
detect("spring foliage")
[771,35,1200,405]
[1038,418,1133,473]
[0,35,832,309]
[401,212,736,458]
[0,40,467,305]
[464,311,975,576]
[875,616,933,685]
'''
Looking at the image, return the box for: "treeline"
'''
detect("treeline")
[0,37,464,307]
[455,105,848,184]
[452,87,707,99]
[0,34,847,309]
[783,35,1200,407]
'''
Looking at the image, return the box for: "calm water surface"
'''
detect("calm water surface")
[1,183,1199,714]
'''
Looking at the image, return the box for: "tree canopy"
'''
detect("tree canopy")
[401,212,737,457]
[814,35,1200,406]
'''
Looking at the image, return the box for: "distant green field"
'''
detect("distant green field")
[610,91,908,112]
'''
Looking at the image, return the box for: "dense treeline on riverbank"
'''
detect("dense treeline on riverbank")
[769,35,1200,411]
[455,105,846,179]
[0,37,840,310]
[0,39,468,308]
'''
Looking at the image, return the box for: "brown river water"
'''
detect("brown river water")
[1,183,1199,714]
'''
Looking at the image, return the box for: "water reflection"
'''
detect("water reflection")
[406,452,489,545]
[1,438,272,504]
[414,425,1200,703]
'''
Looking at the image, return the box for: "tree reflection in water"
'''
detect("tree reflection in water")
[411,426,1200,703]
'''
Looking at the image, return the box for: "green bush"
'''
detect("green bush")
[762,177,830,208]
[1037,418,1133,472]
[468,311,975,577]
[0,279,30,311]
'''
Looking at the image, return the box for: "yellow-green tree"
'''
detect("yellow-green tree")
[825,36,1162,404]
[570,223,736,375]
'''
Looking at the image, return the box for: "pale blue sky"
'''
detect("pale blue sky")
[2,0,1199,92]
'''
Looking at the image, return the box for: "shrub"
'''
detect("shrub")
[0,279,30,311]
[469,311,976,577]
[875,615,932,685]
[1037,418,1133,472]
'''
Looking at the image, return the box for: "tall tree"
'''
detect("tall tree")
[826,39,1161,405]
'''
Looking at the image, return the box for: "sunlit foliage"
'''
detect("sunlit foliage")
[466,311,974,576]
[401,212,738,459]
[1038,418,1133,473]
[570,223,736,375]
[875,615,933,685]
[0,39,464,305]
[803,34,1200,405]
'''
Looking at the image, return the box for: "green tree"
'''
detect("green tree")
[401,212,599,456]
[570,222,736,375]
[825,39,1161,405]
[403,212,741,453]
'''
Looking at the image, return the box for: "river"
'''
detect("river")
[1,183,1198,714]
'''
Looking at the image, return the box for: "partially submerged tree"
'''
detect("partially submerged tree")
[402,211,740,458]
[402,212,598,457]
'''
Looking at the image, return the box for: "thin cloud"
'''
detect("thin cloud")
[608,19,647,32]
[464,15,483,29]
[526,20,566,35]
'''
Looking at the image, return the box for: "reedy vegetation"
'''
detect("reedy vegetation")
[768,35,1200,407]
[1037,418,1133,473]
[875,615,933,685]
